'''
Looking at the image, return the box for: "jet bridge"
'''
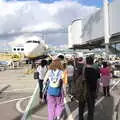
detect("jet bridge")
[68,0,120,53]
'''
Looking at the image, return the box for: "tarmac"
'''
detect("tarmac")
[0,66,36,120]
[0,84,10,93]
[0,66,120,120]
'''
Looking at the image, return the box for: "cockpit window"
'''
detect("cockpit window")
[33,40,40,44]
[26,40,40,44]
[26,41,32,43]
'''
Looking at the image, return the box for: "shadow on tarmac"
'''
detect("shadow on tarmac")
[12,95,114,120]
[93,96,114,120]
[12,115,22,120]
[74,96,114,120]
[31,102,47,114]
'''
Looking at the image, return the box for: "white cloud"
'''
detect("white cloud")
[8,35,28,46]
[0,0,98,34]
[0,0,99,50]
[21,22,61,32]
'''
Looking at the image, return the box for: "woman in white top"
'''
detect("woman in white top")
[37,60,47,100]
[43,59,64,120]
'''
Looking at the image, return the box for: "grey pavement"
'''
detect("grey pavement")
[0,101,22,120]
[0,67,36,120]
[0,67,120,120]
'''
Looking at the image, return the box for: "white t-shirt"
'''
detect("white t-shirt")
[37,66,47,80]
[67,65,74,77]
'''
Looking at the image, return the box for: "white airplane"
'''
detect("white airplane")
[24,38,48,59]
[9,35,48,60]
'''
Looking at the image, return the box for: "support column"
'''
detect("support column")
[104,0,110,60]
[105,43,109,60]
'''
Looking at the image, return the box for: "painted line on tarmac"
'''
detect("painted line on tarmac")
[110,79,120,92]
[0,96,31,105]
[71,79,120,119]
[3,88,33,92]
[16,99,25,113]
[16,99,48,120]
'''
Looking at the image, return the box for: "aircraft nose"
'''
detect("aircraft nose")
[24,44,36,51]
[24,44,39,57]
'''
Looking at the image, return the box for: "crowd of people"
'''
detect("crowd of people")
[35,55,113,120]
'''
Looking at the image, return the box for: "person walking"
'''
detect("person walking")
[37,60,47,101]
[78,56,100,120]
[43,59,64,120]
[62,62,68,97]
[66,60,74,95]
[100,61,112,96]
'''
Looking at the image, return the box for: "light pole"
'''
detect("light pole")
[103,0,110,60]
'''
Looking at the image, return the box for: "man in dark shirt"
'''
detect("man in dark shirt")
[78,56,100,120]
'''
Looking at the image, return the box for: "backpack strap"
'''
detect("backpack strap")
[49,70,61,82]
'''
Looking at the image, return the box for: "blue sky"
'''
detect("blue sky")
[6,0,113,8]
[77,0,113,7]
[40,0,104,7]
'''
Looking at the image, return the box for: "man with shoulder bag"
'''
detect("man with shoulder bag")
[78,56,100,120]
[71,57,86,102]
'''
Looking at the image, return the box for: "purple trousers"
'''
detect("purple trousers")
[47,90,64,120]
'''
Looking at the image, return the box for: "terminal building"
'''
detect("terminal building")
[68,0,120,55]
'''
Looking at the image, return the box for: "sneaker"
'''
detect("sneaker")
[56,116,60,120]
[55,117,60,120]
[39,99,44,103]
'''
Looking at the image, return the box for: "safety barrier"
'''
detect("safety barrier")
[21,83,39,120]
